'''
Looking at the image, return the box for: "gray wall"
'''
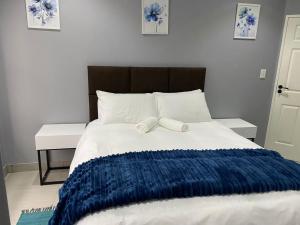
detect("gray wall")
[0,0,286,165]
[285,0,300,14]
[0,40,11,166]
[0,154,10,225]
[0,34,11,224]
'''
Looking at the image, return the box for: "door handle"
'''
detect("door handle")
[278,85,289,94]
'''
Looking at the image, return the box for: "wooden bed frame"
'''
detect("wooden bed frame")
[88,66,206,121]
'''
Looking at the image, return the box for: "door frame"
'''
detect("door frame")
[265,15,300,147]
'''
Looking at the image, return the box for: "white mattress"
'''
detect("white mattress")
[71,120,300,225]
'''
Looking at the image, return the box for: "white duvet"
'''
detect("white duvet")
[71,120,300,225]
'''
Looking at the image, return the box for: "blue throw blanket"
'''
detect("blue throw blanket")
[49,149,300,225]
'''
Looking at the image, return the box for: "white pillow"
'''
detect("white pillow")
[96,91,157,124]
[155,89,212,123]
[97,91,110,119]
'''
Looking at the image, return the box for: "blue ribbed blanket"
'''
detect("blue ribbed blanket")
[49,149,300,225]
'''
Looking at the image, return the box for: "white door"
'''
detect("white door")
[265,16,300,162]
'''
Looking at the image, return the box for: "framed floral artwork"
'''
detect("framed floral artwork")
[234,3,260,39]
[25,0,60,30]
[142,0,169,35]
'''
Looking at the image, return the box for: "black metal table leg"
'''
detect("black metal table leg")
[38,149,71,186]
[46,150,50,169]
[38,150,43,185]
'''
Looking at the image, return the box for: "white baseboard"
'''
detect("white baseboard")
[6,163,38,173]
[4,161,71,174]
[3,165,8,177]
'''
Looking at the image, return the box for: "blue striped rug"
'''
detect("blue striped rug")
[17,206,55,225]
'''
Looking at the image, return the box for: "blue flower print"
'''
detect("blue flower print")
[28,0,57,26]
[236,6,257,37]
[144,3,162,22]
[28,5,40,16]
[246,15,256,26]
[43,0,55,12]
[144,2,166,33]
[239,7,248,19]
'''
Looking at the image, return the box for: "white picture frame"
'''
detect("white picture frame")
[25,0,60,30]
[142,0,169,35]
[234,3,260,40]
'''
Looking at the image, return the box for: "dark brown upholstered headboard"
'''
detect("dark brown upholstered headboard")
[88,66,206,121]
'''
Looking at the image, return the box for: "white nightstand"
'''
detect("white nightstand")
[35,123,86,185]
[215,118,257,141]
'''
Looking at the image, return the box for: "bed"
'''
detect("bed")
[53,66,300,225]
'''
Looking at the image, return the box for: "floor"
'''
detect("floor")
[5,170,68,225]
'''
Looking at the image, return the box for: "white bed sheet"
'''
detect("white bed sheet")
[71,120,300,225]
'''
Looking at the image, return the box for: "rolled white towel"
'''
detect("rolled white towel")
[136,117,158,133]
[159,118,189,132]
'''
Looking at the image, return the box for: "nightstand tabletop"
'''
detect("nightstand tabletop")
[215,118,257,139]
[36,124,86,137]
[35,123,86,150]
[215,118,256,129]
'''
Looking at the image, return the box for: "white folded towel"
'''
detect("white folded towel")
[159,118,189,132]
[136,117,158,133]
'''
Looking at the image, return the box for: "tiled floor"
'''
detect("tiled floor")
[5,170,65,225]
